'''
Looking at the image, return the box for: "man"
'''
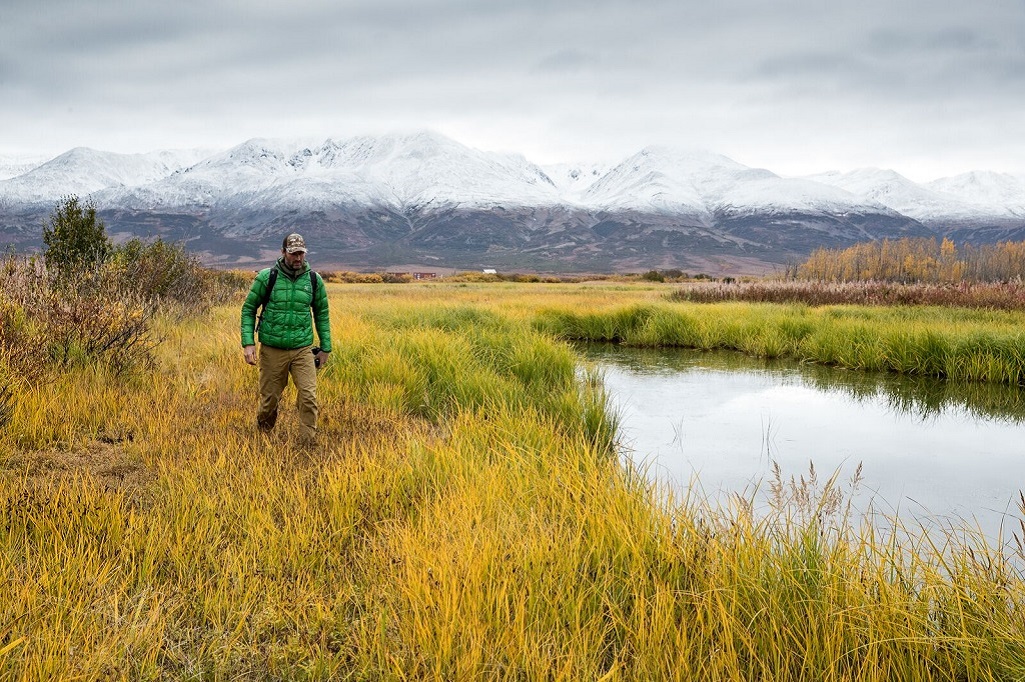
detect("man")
[240,233,331,444]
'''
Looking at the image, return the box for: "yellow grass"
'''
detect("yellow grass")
[1,282,1023,680]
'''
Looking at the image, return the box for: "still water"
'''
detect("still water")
[578,344,1025,544]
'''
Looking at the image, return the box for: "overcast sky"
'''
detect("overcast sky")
[2,0,1023,181]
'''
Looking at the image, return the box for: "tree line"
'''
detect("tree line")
[797,237,1025,283]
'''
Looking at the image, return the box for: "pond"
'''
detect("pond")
[578,344,1025,546]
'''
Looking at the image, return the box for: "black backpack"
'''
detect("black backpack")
[256,267,318,331]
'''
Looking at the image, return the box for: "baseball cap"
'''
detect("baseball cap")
[283,233,307,254]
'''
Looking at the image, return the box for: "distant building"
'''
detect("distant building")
[413,272,437,280]
[482,268,497,275]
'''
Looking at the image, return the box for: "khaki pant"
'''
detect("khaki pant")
[257,344,318,442]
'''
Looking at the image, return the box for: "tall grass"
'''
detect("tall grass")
[538,299,1025,385]
[1,282,1023,679]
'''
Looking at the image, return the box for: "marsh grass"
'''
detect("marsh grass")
[539,298,1025,386]
[1,282,1023,680]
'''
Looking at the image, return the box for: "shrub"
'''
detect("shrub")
[42,196,111,281]
[108,239,250,316]
[448,271,502,283]
[333,271,385,283]
[106,238,201,313]
[641,270,665,282]
[39,278,158,375]
[662,268,686,280]
[0,253,155,378]
[201,269,252,306]
[0,296,44,386]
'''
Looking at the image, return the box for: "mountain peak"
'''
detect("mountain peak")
[2,130,1024,248]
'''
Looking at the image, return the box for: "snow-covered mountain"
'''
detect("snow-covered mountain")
[805,168,1024,223]
[542,161,617,203]
[926,171,1025,219]
[581,147,906,217]
[1,147,215,206]
[96,132,562,212]
[0,154,48,181]
[2,130,1024,272]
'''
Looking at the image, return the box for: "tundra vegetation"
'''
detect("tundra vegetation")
[0,236,1024,679]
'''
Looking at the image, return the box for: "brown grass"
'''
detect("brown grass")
[670,279,1025,310]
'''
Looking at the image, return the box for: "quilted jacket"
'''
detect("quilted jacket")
[240,259,332,352]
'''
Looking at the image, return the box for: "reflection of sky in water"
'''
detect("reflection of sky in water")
[583,346,1025,544]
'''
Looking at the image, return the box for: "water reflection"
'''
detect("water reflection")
[576,343,1025,544]
[579,343,1025,424]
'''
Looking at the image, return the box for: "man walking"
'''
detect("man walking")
[241,233,331,444]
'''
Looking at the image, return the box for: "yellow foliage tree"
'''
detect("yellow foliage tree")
[797,237,1025,283]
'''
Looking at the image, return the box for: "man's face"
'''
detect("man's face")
[283,249,306,269]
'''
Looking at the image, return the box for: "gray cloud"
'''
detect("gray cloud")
[1,0,1023,179]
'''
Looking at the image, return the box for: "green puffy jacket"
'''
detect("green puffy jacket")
[240,260,332,352]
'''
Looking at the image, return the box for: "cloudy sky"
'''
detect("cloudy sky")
[2,0,1023,180]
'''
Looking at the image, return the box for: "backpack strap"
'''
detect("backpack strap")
[255,267,278,332]
[262,267,279,310]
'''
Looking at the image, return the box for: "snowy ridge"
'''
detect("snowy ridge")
[93,132,563,212]
[1,147,214,206]
[927,172,1025,218]
[2,130,1024,227]
[804,168,1019,222]
[572,146,906,227]
[539,162,614,203]
[0,154,48,181]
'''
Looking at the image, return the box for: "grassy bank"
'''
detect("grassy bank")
[2,282,1024,680]
[535,295,1025,385]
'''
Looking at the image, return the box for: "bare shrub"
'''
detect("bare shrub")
[0,298,43,383]
[0,257,51,384]
[39,277,158,375]
[0,294,43,429]
[1,240,249,383]
[0,255,158,377]
[0,254,49,310]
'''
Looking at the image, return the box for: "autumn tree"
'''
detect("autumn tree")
[797,237,1025,283]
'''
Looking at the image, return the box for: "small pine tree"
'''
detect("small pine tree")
[42,195,110,279]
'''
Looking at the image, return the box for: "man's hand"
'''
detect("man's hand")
[243,345,257,366]
[314,349,329,369]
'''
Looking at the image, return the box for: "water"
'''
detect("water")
[578,344,1025,545]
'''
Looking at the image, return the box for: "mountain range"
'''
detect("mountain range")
[2,130,1024,275]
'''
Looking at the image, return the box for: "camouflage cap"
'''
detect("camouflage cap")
[283,233,307,254]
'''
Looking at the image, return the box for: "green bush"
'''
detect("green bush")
[641,270,665,282]
[42,196,111,281]
[106,239,249,315]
